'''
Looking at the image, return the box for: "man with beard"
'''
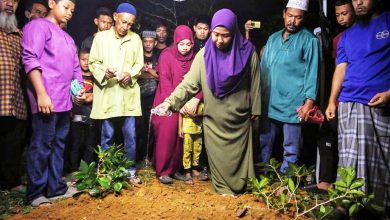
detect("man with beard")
[259,0,320,173]
[154,23,169,57]
[0,0,28,193]
[326,0,389,212]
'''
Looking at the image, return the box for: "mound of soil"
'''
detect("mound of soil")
[10,177,294,219]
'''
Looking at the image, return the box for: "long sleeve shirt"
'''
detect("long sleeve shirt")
[261,28,320,123]
[22,18,82,114]
[89,28,143,119]
[0,30,28,120]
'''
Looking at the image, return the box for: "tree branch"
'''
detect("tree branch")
[148,0,175,15]
[137,8,177,27]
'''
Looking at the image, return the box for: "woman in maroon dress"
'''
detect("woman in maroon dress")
[152,25,200,184]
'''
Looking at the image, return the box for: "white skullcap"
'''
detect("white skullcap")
[286,0,309,11]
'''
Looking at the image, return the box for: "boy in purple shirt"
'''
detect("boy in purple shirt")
[22,0,85,207]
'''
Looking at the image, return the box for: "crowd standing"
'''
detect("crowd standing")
[0,0,388,214]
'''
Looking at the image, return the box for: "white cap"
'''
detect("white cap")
[286,0,309,11]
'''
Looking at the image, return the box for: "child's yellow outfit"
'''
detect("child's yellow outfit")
[182,102,204,170]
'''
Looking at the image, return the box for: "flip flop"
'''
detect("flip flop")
[31,196,52,207]
[198,170,209,181]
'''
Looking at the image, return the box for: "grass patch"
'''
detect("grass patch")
[0,190,31,219]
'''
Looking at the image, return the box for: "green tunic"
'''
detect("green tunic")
[165,49,261,195]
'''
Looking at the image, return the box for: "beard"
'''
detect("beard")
[355,0,380,25]
[0,11,18,33]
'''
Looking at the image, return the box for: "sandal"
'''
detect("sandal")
[173,172,186,181]
[128,175,142,185]
[31,196,52,207]
[158,175,173,184]
[198,169,209,181]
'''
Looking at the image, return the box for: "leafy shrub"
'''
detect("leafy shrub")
[74,145,133,196]
[248,159,373,219]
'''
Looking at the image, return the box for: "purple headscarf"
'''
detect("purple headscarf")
[204,9,254,98]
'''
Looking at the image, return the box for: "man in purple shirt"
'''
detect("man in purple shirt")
[22,0,84,207]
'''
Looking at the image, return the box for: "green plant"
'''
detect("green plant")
[248,159,373,219]
[75,145,134,196]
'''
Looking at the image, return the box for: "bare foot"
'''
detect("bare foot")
[184,173,193,185]
[192,169,200,177]
[317,182,332,190]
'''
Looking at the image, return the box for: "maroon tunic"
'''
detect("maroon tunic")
[152,25,195,177]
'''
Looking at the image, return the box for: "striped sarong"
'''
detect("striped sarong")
[338,102,390,209]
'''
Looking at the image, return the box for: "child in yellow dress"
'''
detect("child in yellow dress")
[178,100,204,185]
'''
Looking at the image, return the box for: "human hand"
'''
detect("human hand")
[152,102,171,116]
[37,93,54,114]
[297,99,315,122]
[74,93,86,105]
[368,91,390,107]
[244,20,253,33]
[183,98,200,116]
[178,127,184,138]
[105,67,117,80]
[119,72,132,87]
[325,102,337,120]
[251,115,259,120]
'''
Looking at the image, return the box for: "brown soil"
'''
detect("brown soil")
[10,173,296,220]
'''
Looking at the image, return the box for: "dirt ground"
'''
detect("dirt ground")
[9,170,296,220]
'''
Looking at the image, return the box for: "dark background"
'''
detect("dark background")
[16,0,337,51]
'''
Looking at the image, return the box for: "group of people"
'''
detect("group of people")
[0,0,388,214]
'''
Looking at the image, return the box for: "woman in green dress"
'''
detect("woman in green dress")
[154,8,261,196]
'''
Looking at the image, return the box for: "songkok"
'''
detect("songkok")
[286,0,309,11]
[142,31,157,39]
[116,3,137,16]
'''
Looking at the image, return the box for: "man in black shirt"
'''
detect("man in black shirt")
[193,15,210,54]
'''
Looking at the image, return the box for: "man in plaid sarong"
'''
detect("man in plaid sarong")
[326,0,390,213]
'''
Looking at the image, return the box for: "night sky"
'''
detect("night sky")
[17,0,389,50]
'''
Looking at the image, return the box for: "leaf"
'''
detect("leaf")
[79,160,89,173]
[114,182,122,192]
[348,189,366,197]
[350,179,364,190]
[349,204,358,216]
[334,180,347,189]
[280,192,286,204]
[122,181,129,189]
[320,205,326,213]
[98,177,111,190]
[288,178,295,192]
[259,177,270,188]
[89,187,101,197]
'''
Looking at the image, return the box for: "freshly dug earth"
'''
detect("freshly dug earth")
[10,175,295,220]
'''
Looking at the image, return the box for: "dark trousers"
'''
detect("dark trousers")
[26,112,69,203]
[0,117,26,189]
[136,94,155,162]
[67,121,96,172]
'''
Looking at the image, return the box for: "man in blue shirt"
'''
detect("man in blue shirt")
[260,0,320,173]
[326,0,390,212]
